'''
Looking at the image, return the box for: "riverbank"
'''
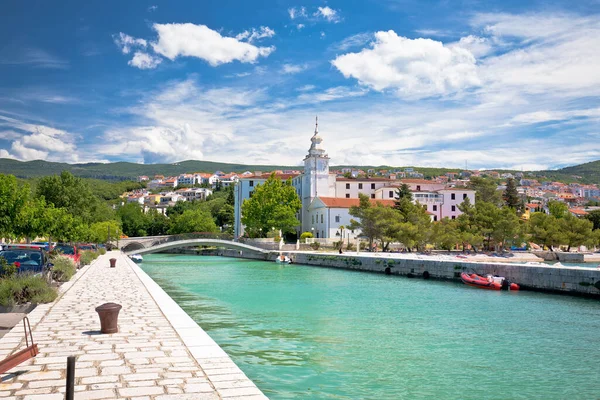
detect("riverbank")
[0,251,266,399]
[206,249,600,298]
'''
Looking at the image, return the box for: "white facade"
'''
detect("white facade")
[177,174,197,186]
[175,188,212,201]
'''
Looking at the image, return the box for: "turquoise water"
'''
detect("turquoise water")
[141,255,600,399]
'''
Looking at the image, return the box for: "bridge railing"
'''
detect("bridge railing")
[153,232,234,246]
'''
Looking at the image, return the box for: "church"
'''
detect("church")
[233,118,475,240]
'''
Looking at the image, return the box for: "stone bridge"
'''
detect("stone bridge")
[118,234,271,256]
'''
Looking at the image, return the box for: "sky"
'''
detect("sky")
[0,0,599,170]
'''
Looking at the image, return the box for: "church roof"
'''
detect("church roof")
[238,172,300,180]
[336,177,392,182]
[316,197,396,208]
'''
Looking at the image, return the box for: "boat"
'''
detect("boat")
[275,254,291,264]
[129,254,143,263]
[460,272,519,291]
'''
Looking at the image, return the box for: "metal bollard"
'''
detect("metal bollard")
[65,356,76,400]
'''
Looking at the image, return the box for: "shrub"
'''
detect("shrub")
[0,257,17,278]
[0,275,57,306]
[51,255,76,282]
[300,232,313,243]
[80,251,99,266]
[310,242,320,250]
[99,248,107,255]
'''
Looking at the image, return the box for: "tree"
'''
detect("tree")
[349,194,379,249]
[548,200,568,219]
[503,178,522,212]
[89,221,122,243]
[396,202,432,251]
[529,212,565,251]
[394,184,412,208]
[586,209,600,230]
[14,197,48,241]
[36,171,98,223]
[559,214,593,251]
[491,207,523,251]
[146,210,170,236]
[169,209,218,234]
[468,176,502,206]
[0,174,29,239]
[432,218,460,251]
[456,197,484,251]
[117,203,149,237]
[241,174,301,238]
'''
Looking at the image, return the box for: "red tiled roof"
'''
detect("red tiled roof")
[437,188,476,191]
[239,173,300,180]
[317,197,396,208]
[401,179,435,184]
[336,177,392,182]
[570,208,589,216]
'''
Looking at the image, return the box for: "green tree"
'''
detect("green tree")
[396,202,432,252]
[146,210,170,236]
[559,214,593,251]
[349,194,379,249]
[456,197,484,251]
[117,203,149,237]
[0,174,29,239]
[548,200,568,218]
[503,178,522,212]
[491,207,523,251]
[14,197,48,241]
[586,209,600,230]
[468,176,502,206]
[169,209,218,234]
[241,174,301,238]
[394,184,412,208]
[36,171,98,223]
[529,212,565,251]
[432,218,459,251]
[89,221,122,243]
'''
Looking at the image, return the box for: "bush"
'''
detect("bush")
[99,248,107,255]
[0,257,17,278]
[80,251,99,266]
[310,242,320,250]
[51,255,76,282]
[300,232,313,243]
[0,275,57,306]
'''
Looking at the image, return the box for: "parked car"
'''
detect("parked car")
[0,245,53,275]
[53,244,81,268]
[78,243,97,252]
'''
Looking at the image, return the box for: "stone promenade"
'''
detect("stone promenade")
[0,251,267,399]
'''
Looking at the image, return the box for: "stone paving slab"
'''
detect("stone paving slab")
[0,251,268,399]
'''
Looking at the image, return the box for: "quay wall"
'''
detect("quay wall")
[208,249,600,298]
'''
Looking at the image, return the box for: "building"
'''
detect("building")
[233,118,476,238]
[175,188,213,201]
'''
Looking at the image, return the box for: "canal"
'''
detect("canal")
[141,254,600,399]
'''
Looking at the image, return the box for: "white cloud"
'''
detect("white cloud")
[113,32,147,54]
[296,24,305,30]
[151,23,275,66]
[296,84,316,92]
[320,31,326,39]
[148,5,157,12]
[332,30,480,97]
[288,6,307,20]
[128,51,162,69]
[296,86,367,103]
[281,63,307,74]
[331,32,373,52]
[314,6,341,23]
[450,35,492,58]
[235,26,275,43]
[0,48,69,69]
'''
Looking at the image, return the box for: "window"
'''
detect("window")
[346,193,350,198]
[452,205,456,212]
[463,193,467,200]
[359,183,363,189]
[335,215,340,223]
[249,180,254,187]
[371,183,375,189]
[433,216,438,221]
[371,194,375,199]
[416,185,421,191]
[321,214,323,223]
[433,205,437,211]
[389,191,394,198]
[346,183,350,189]
[451,193,456,200]
[451,216,456,220]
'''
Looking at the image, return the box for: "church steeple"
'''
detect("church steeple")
[314,115,318,135]
[306,115,328,159]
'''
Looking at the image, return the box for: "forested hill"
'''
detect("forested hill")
[0,158,298,180]
[1,157,599,184]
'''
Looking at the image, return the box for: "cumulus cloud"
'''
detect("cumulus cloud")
[235,26,275,43]
[113,32,147,54]
[281,63,307,74]
[314,6,341,23]
[450,35,492,58]
[128,51,162,69]
[332,30,480,97]
[151,23,274,66]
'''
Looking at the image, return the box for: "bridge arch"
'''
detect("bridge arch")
[124,238,270,257]
[122,242,145,253]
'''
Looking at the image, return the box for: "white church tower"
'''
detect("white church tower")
[301,116,335,233]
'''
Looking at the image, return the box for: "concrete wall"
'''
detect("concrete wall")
[212,250,600,298]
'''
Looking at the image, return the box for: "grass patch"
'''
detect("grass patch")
[0,274,57,306]
[51,255,76,282]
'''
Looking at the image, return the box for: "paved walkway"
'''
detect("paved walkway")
[0,251,267,399]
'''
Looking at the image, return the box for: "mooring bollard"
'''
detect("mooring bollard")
[109,258,117,268]
[95,303,122,334]
[65,355,76,400]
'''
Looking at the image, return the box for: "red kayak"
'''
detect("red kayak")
[460,273,519,291]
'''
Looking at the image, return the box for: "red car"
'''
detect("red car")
[54,244,81,268]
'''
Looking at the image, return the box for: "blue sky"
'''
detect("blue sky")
[0,0,599,170]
